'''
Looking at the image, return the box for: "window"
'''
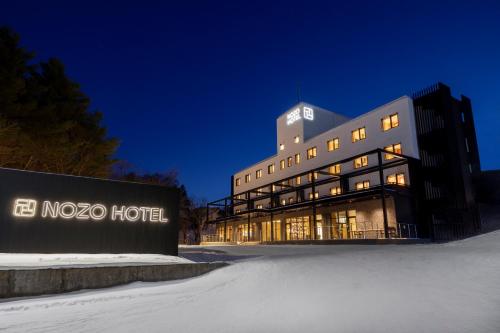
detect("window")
[256,204,263,209]
[256,188,263,196]
[295,153,301,164]
[268,164,275,174]
[355,180,370,190]
[295,176,302,185]
[256,169,262,179]
[329,164,341,175]
[327,138,340,151]
[289,197,295,204]
[287,156,293,167]
[351,127,366,142]
[384,143,402,160]
[235,209,241,213]
[354,155,368,169]
[294,136,300,143]
[330,187,342,195]
[381,113,399,131]
[280,160,285,170]
[307,147,317,159]
[308,171,319,182]
[245,174,251,183]
[279,144,285,151]
[235,178,241,186]
[387,173,405,185]
[281,198,286,206]
[309,191,319,200]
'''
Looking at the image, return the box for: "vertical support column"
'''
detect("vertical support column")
[378,150,389,239]
[270,184,274,242]
[312,173,317,240]
[247,191,251,241]
[223,198,227,242]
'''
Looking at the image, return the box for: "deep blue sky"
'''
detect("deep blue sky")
[1,1,499,201]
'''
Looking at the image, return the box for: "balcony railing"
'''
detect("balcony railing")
[208,148,418,223]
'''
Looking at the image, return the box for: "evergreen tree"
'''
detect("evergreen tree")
[0,27,118,177]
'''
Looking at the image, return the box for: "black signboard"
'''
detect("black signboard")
[0,168,179,255]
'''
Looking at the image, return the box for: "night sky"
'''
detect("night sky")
[1,1,499,201]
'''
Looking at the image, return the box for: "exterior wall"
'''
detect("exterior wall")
[412,83,481,240]
[233,96,419,196]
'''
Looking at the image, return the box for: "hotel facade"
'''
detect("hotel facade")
[204,83,482,243]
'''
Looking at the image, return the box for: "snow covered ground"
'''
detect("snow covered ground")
[0,253,192,269]
[1,231,500,333]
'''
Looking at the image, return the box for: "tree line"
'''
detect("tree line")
[0,27,209,243]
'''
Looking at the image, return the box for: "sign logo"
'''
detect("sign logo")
[13,199,37,217]
[12,198,169,223]
[286,106,314,125]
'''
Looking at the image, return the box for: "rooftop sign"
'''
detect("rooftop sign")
[286,106,314,125]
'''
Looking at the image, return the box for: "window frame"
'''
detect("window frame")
[381,113,399,131]
[307,146,317,160]
[351,127,366,142]
[327,137,340,152]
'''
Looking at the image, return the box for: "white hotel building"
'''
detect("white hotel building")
[205,83,482,243]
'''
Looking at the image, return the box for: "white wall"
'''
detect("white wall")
[233,96,419,195]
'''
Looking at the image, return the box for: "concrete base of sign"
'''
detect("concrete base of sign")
[0,262,228,299]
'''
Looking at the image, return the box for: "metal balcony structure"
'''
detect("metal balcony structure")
[207,148,420,242]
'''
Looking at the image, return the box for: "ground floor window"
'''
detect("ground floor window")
[286,216,311,240]
[237,223,257,242]
[261,220,281,241]
[331,210,356,239]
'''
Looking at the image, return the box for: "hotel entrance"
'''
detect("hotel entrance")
[285,216,311,240]
[237,223,257,242]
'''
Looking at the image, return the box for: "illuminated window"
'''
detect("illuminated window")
[289,197,295,204]
[256,204,263,209]
[308,171,318,182]
[295,153,301,164]
[351,127,366,142]
[329,164,341,175]
[384,143,402,160]
[327,138,340,151]
[235,209,241,213]
[330,187,342,195]
[256,169,262,179]
[235,178,241,186]
[245,174,251,183]
[307,147,317,159]
[355,180,370,190]
[268,164,275,174]
[281,198,286,206]
[279,144,285,151]
[387,173,405,185]
[381,113,399,131]
[354,155,368,169]
[256,188,263,196]
[280,160,285,170]
[287,156,293,167]
[309,191,319,200]
[295,176,302,185]
[294,136,300,143]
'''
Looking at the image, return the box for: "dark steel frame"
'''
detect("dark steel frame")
[207,148,419,241]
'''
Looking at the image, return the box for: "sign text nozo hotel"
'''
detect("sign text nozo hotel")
[13,198,169,223]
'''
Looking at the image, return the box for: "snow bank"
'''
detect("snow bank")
[1,231,500,332]
[0,253,192,269]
